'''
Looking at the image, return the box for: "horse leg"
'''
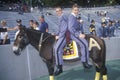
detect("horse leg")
[101,66,107,80]
[95,66,100,80]
[46,60,54,80]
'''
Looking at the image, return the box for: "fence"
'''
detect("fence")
[0,37,120,80]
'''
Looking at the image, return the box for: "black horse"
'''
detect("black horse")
[13,27,107,80]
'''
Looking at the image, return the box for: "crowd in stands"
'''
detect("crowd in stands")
[95,10,108,17]
[89,15,120,38]
[28,15,49,32]
[0,15,49,45]
[0,7,120,45]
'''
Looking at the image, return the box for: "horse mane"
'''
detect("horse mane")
[27,29,49,35]
[25,28,55,50]
[26,29,51,39]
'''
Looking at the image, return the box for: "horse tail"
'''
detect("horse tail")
[101,39,106,65]
[101,39,107,76]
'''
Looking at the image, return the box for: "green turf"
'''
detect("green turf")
[33,59,120,80]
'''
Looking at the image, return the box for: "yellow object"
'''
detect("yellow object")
[102,17,106,22]
[49,75,54,80]
[95,72,100,80]
[90,28,95,32]
[89,38,101,51]
[63,41,79,60]
[102,75,107,80]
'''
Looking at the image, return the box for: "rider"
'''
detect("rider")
[68,4,92,69]
[54,6,68,76]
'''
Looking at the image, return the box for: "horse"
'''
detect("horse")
[12,26,107,80]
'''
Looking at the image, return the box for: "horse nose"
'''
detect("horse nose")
[13,50,21,56]
[13,46,21,56]
[13,46,18,51]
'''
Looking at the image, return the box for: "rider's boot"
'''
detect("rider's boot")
[82,62,92,69]
[54,65,63,76]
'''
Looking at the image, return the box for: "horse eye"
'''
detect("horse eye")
[19,36,22,38]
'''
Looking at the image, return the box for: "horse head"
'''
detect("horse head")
[13,26,29,56]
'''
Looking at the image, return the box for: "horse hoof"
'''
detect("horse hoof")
[54,69,63,76]
[54,65,63,76]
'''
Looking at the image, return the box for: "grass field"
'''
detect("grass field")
[34,59,120,80]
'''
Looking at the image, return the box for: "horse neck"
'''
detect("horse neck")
[26,29,42,50]
[26,29,56,51]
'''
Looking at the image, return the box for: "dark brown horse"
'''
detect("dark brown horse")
[13,27,107,80]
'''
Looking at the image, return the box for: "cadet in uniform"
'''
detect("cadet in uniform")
[98,22,108,38]
[89,19,96,35]
[54,6,68,76]
[68,4,92,69]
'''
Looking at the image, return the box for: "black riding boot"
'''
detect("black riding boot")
[54,65,63,76]
[82,62,92,69]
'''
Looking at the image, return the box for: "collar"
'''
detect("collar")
[58,13,63,18]
[2,26,7,28]
[41,21,45,24]
[71,13,77,17]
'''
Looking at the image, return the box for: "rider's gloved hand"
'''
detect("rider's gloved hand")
[79,34,85,38]
[55,36,59,40]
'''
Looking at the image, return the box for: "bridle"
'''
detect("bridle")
[38,33,51,52]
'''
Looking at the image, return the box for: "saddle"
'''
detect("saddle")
[63,30,79,61]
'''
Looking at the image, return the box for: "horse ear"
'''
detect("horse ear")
[19,25,26,30]
[22,26,26,30]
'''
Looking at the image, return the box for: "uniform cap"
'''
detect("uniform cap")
[16,19,22,23]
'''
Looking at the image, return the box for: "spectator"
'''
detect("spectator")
[18,4,23,15]
[0,28,7,32]
[118,20,120,27]
[8,19,25,40]
[29,20,34,29]
[8,19,24,31]
[30,7,33,12]
[23,3,28,12]
[106,20,115,37]
[89,19,96,36]
[88,13,90,22]
[114,20,119,29]
[0,20,10,45]
[33,21,39,30]
[97,11,100,16]
[39,15,49,33]
[98,22,108,38]
[101,17,106,23]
